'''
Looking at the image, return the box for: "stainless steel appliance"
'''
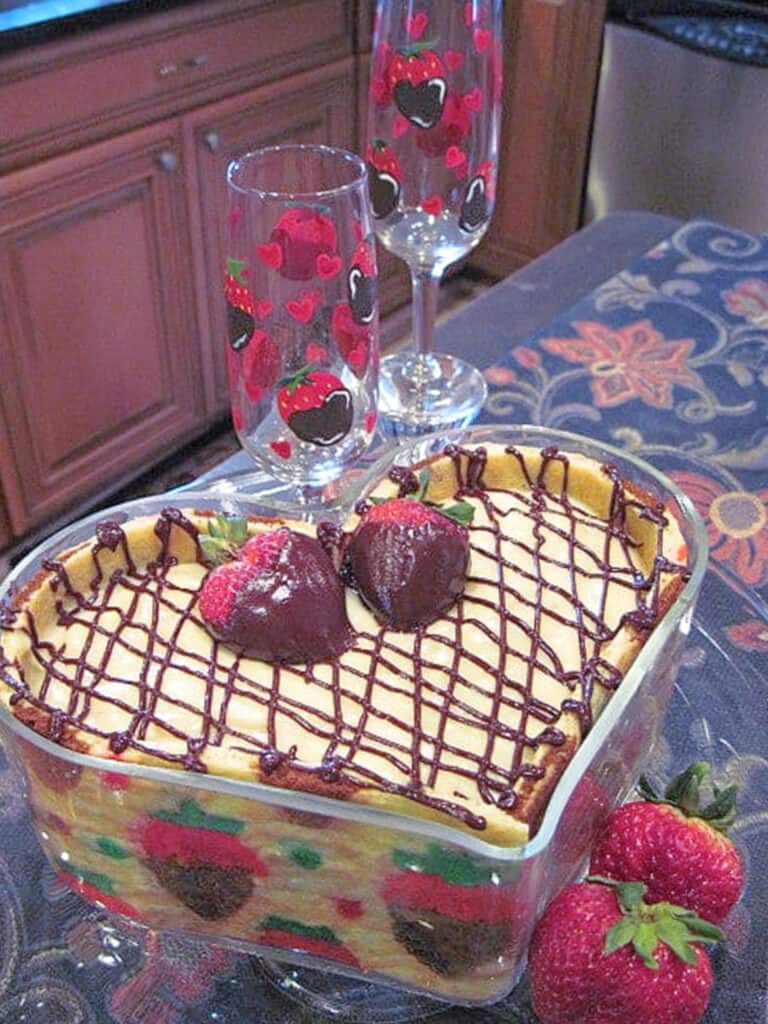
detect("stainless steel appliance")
[584,1,768,232]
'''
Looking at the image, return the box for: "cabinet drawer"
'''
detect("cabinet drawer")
[0,0,354,172]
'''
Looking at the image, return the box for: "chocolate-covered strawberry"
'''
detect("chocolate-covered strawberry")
[344,484,473,630]
[277,363,353,446]
[367,140,401,219]
[347,239,377,325]
[199,526,352,664]
[382,843,518,976]
[589,762,745,925]
[130,799,267,920]
[388,43,447,129]
[225,257,255,351]
[459,162,493,233]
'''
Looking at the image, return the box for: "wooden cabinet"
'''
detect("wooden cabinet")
[185,59,357,415]
[469,0,607,278]
[0,122,203,533]
[0,0,608,550]
[0,0,359,547]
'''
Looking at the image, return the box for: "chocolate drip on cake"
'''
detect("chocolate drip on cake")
[0,448,688,832]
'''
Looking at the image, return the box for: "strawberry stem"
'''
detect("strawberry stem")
[399,37,439,57]
[278,362,316,392]
[589,876,723,969]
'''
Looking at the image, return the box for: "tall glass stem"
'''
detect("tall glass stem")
[410,267,442,356]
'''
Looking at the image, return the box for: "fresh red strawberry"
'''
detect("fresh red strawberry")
[344,480,474,629]
[277,364,352,446]
[589,761,745,925]
[241,328,281,400]
[224,257,255,351]
[528,878,721,1024]
[388,42,447,129]
[347,239,377,327]
[269,206,337,281]
[367,139,402,219]
[199,560,255,629]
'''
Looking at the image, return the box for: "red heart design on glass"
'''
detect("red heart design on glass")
[405,11,428,38]
[286,296,316,322]
[317,253,343,279]
[463,1,475,27]
[444,50,464,71]
[463,87,484,111]
[256,242,283,269]
[445,146,466,169]
[270,440,292,459]
[305,342,328,364]
[255,300,273,319]
[347,342,368,374]
[364,411,377,433]
[421,196,443,216]
[473,27,492,52]
[393,114,410,138]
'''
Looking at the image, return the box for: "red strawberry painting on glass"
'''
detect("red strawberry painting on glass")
[388,42,448,129]
[366,0,503,434]
[225,144,379,500]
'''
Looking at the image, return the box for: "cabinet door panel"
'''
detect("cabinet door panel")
[0,124,203,534]
[186,59,357,414]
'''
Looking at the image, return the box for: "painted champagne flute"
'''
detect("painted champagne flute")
[224,144,380,506]
[366,0,503,435]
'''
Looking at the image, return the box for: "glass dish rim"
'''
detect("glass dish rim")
[0,424,709,863]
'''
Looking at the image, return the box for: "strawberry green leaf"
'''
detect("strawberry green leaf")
[604,916,637,955]
[417,468,430,500]
[95,836,131,860]
[438,501,475,526]
[664,761,709,814]
[699,782,738,832]
[673,911,724,943]
[200,536,234,566]
[614,880,648,912]
[261,916,340,944]
[226,257,248,285]
[643,762,738,832]
[656,918,698,964]
[153,798,245,835]
[399,37,439,57]
[633,922,660,969]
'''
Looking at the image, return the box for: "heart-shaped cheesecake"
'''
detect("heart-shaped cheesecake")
[0,444,688,846]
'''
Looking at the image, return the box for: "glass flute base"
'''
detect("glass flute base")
[377,352,488,438]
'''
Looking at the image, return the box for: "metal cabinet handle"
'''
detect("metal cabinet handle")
[157,53,208,79]
[157,150,179,173]
[203,131,221,153]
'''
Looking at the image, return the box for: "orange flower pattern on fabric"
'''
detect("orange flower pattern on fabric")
[671,471,768,587]
[723,277,768,325]
[540,319,702,409]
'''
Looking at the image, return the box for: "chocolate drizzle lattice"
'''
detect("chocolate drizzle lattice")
[0,446,688,831]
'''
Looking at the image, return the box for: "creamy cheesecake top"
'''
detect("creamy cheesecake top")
[0,444,688,844]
